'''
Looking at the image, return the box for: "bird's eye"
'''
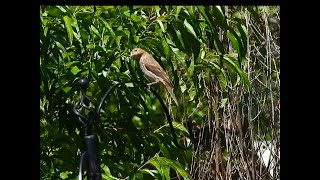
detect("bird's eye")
[135,49,137,51]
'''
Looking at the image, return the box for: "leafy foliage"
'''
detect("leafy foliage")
[40,5,279,179]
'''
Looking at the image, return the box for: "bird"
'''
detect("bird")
[130,47,178,106]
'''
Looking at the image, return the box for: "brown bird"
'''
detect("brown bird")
[130,48,178,106]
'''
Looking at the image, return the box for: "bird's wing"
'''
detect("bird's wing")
[141,55,173,87]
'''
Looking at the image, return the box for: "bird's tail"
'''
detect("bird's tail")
[164,83,179,107]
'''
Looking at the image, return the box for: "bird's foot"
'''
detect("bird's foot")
[145,80,159,90]
[143,84,151,91]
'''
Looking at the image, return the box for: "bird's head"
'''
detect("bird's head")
[130,48,145,59]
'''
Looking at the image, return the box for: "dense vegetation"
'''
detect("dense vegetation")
[40,6,280,179]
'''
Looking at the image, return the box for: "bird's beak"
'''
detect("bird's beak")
[130,52,133,57]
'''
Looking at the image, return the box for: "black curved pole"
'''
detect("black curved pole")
[78,152,87,180]
[74,79,101,180]
[73,78,193,180]
[94,80,193,150]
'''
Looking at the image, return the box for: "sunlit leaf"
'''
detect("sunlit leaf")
[100,17,116,38]
[62,86,72,93]
[134,35,139,43]
[161,38,170,57]
[131,14,142,22]
[63,16,73,45]
[189,87,196,101]
[139,169,157,177]
[149,156,190,180]
[149,156,170,180]
[86,44,94,49]
[154,121,189,134]
[184,19,198,40]
[156,20,166,32]
[197,6,224,53]
[59,171,72,179]
[187,53,194,77]
[174,6,182,18]
[46,6,65,17]
[220,98,228,108]
[101,165,118,180]
[227,30,239,52]
[223,55,251,89]
[132,115,143,129]
[165,159,190,180]
[70,66,80,75]
[90,25,101,38]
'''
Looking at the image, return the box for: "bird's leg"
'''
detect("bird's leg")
[147,80,159,86]
[146,79,160,89]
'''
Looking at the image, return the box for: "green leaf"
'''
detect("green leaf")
[149,156,170,180]
[220,98,228,108]
[123,10,131,18]
[222,56,251,89]
[132,115,143,129]
[90,25,101,38]
[139,169,157,177]
[187,53,194,77]
[102,6,115,10]
[174,29,186,50]
[159,143,171,157]
[183,19,198,40]
[166,23,185,51]
[134,35,139,43]
[237,23,248,53]
[172,122,189,134]
[70,66,80,75]
[40,99,45,112]
[189,87,196,101]
[100,17,116,38]
[59,171,72,179]
[63,16,73,45]
[227,28,246,60]
[154,6,161,17]
[233,11,241,19]
[101,165,118,180]
[240,23,248,39]
[227,30,239,52]
[116,36,122,48]
[197,6,213,28]
[197,6,224,54]
[103,35,110,45]
[218,73,228,90]
[55,41,67,53]
[156,20,166,32]
[62,51,75,59]
[180,84,187,93]
[154,121,189,134]
[174,6,182,18]
[265,131,272,141]
[165,159,190,180]
[149,156,190,180]
[212,6,226,24]
[46,6,65,17]
[86,44,95,49]
[131,14,142,22]
[62,86,72,93]
[162,38,170,57]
